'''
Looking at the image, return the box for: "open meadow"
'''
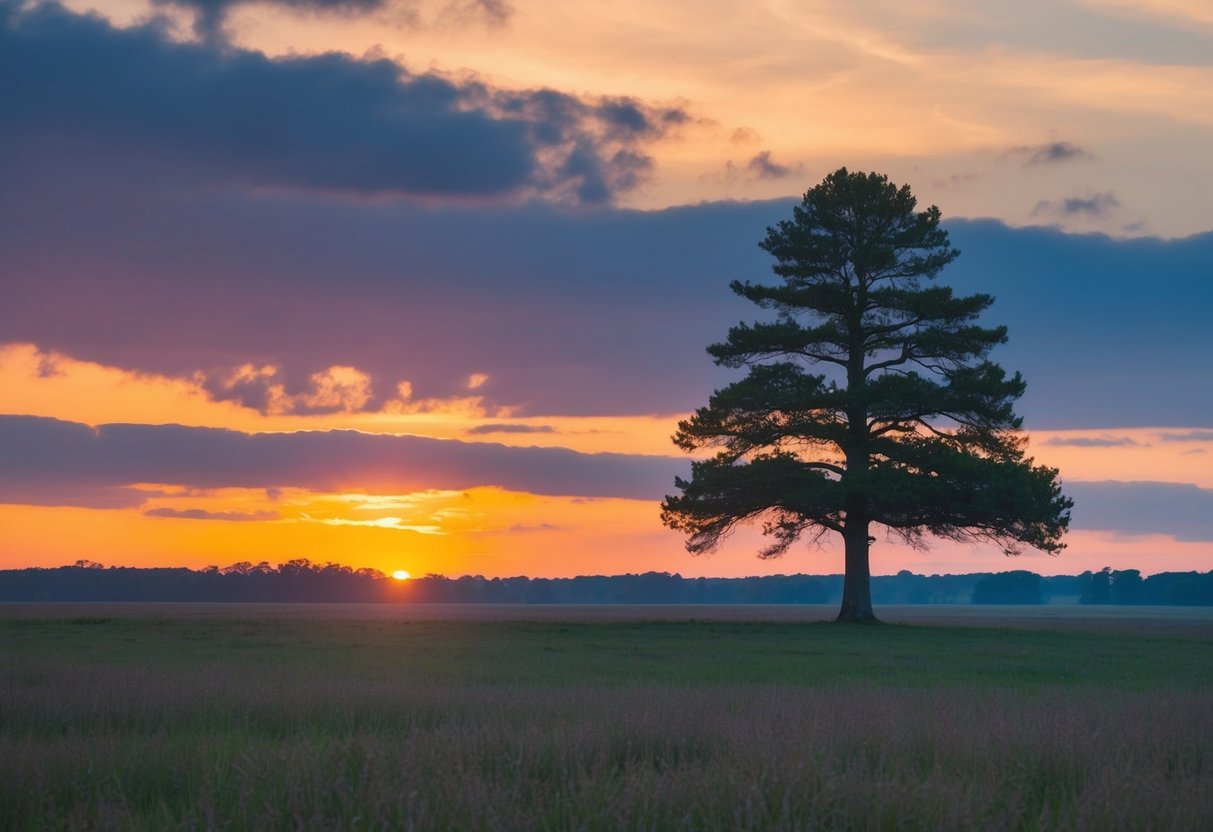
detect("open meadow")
[2,604,1211,830]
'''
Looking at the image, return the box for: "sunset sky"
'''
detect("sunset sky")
[2,0,1211,579]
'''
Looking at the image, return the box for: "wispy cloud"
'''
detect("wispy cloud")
[745,151,801,180]
[1042,435,1141,448]
[1033,192,1120,218]
[466,423,557,435]
[1006,141,1093,166]
[1160,430,1213,443]
[507,522,559,532]
[145,507,278,521]
[298,514,445,533]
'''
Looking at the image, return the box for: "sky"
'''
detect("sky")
[1,0,1211,579]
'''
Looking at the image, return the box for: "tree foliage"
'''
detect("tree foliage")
[661,169,1072,621]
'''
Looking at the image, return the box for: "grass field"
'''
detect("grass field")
[2,605,1211,830]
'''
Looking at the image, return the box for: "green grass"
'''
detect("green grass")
[6,616,1209,688]
[2,612,1211,830]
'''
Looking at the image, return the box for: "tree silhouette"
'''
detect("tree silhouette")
[661,169,1072,622]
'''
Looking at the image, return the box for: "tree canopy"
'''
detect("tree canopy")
[661,168,1072,622]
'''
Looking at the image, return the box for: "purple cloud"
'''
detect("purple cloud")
[1066,481,1213,542]
[0,416,683,501]
[5,417,1210,542]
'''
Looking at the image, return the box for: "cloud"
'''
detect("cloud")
[3,65,1213,435]
[0,482,151,510]
[0,173,791,415]
[4,181,1213,425]
[8,418,1211,542]
[933,172,979,189]
[466,424,557,435]
[729,127,760,145]
[0,0,680,204]
[438,0,513,28]
[1033,192,1120,218]
[150,0,514,44]
[745,151,801,180]
[0,416,683,501]
[152,0,391,41]
[144,507,279,521]
[298,515,444,533]
[1066,480,1213,541]
[1006,141,1092,166]
[199,365,376,415]
[1160,430,1213,442]
[942,220,1213,429]
[1041,435,1141,448]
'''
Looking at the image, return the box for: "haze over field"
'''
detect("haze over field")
[2,0,1211,578]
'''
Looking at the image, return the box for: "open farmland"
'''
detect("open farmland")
[2,604,1211,830]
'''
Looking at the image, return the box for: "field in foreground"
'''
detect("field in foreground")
[2,605,1211,830]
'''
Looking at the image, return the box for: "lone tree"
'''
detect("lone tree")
[661,169,1072,622]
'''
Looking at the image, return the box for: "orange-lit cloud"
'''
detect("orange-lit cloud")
[0,343,681,455]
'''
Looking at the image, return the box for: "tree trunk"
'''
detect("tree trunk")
[837,516,878,623]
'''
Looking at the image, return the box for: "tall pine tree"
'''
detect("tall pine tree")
[661,169,1071,622]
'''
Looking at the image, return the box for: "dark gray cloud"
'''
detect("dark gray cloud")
[0,0,676,203]
[1033,192,1120,218]
[0,416,683,501]
[1041,436,1141,448]
[145,507,279,521]
[465,424,557,435]
[1066,481,1213,542]
[1007,141,1092,166]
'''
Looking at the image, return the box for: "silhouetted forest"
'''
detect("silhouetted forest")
[1,561,1211,605]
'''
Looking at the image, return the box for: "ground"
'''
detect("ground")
[3,604,1211,830]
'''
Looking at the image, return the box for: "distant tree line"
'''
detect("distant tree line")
[1,560,1211,605]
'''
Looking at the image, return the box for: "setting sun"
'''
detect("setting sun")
[391,570,411,581]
